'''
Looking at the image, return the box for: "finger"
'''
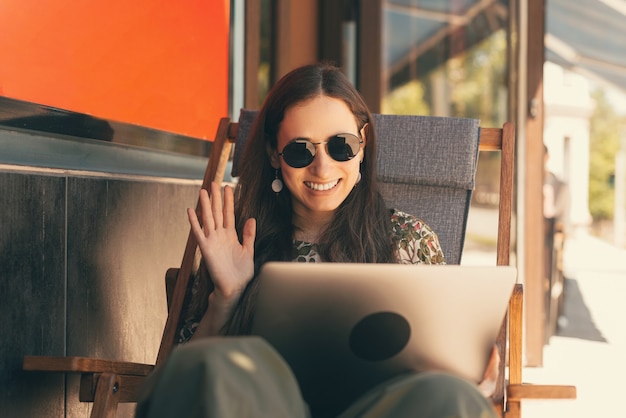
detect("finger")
[199,188,215,232]
[187,207,205,243]
[223,185,235,229]
[242,218,257,254]
[210,182,224,229]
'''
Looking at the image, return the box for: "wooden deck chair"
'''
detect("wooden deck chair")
[189,110,576,417]
[23,109,575,417]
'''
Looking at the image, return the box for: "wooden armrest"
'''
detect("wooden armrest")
[23,355,154,376]
[507,384,577,401]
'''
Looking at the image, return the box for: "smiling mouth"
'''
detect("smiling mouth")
[304,179,340,191]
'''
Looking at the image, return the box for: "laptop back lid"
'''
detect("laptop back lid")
[250,262,516,411]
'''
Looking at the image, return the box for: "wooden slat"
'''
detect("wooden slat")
[496,122,515,267]
[508,284,524,386]
[89,373,120,418]
[22,356,153,376]
[80,373,147,404]
[479,127,504,151]
[506,285,524,416]
[214,119,238,184]
[205,117,234,185]
[227,122,239,140]
[507,384,577,401]
[155,117,233,366]
[506,401,521,418]
[492,402,504,418]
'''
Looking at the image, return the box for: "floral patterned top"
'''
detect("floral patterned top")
[178,209,445,342]
[292,209,445,264]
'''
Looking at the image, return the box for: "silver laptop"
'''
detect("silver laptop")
[250,262,516,412]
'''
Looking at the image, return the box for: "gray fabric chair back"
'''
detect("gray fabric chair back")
[230,110,480,265]
[372,114,480,265]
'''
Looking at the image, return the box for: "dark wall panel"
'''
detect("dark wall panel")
[0,172,66,417]
[65,177,197,417]
[1,168,200,417]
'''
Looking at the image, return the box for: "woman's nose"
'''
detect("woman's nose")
[308,143,333,174]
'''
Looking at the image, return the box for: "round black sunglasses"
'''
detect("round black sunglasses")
[278,133,363,168]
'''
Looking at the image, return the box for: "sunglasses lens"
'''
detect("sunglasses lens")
[328,134,360,161]
[282,140,315,168]
[280,134,361,168]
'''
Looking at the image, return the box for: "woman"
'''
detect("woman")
[136,63,497,418]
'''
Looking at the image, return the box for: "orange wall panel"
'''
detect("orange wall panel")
[0,0,229,140]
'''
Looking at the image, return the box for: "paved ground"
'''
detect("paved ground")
[465,231,626,417]
[522,232,626,417]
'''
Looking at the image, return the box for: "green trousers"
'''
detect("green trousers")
[135,337,496,418]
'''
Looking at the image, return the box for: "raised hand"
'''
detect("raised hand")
[187,182,256,303]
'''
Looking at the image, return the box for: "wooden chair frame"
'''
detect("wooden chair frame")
[479,124,575,416]
[23,117,575,418]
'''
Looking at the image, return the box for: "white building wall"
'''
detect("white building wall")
[543,62,594,235]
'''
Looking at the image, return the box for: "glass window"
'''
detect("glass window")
[381,0,509,127]
[258,0,275,105]
[381,0,512,262]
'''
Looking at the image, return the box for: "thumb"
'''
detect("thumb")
[242,218,256,253]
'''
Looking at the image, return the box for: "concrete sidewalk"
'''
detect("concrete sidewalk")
[521,232,626,417]
[464,231,626,416]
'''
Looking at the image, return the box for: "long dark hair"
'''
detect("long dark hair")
[219,63,396,334]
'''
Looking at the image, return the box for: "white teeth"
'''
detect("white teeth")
[305,180,339,191]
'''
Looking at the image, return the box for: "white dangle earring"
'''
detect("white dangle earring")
[355,159,363,185]
[271,169,284,193]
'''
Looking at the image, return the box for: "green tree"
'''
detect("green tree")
[381,80,430,115]
[589,88,623,220]
[381,30,507,126]
[448,30,507,127]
